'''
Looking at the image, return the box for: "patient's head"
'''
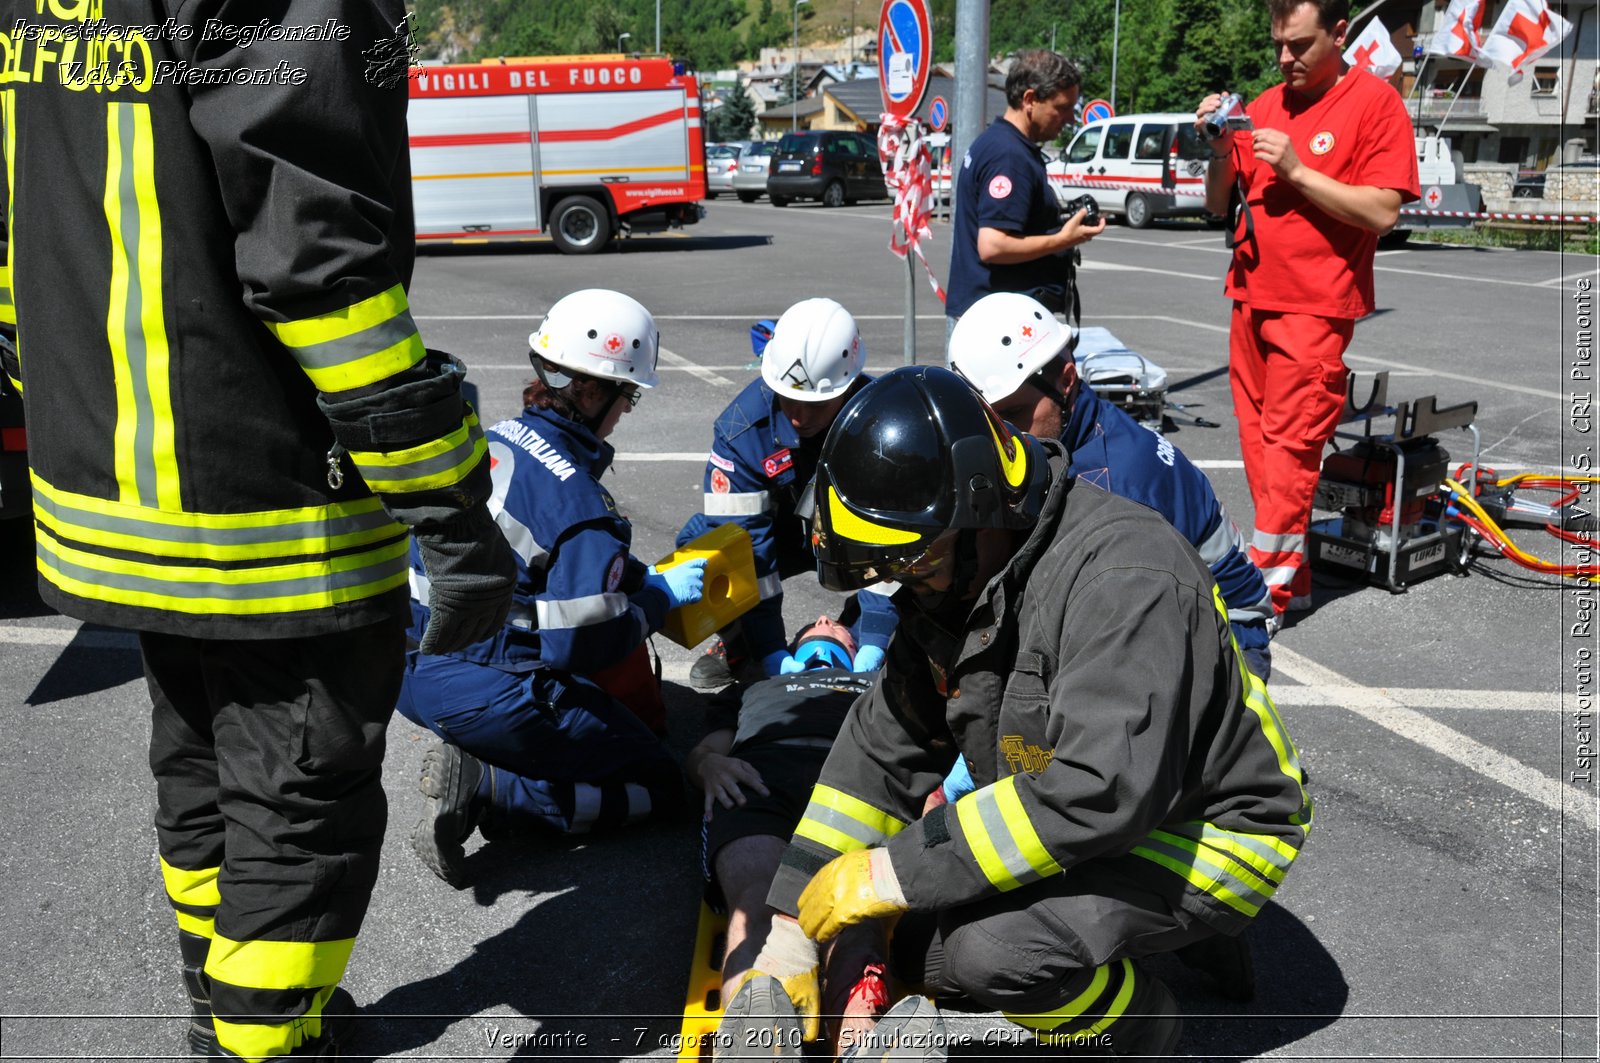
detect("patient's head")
[789,615,857,670]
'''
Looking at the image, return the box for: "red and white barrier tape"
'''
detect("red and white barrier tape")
[1051,173,1596,224]
[877,114,948,305]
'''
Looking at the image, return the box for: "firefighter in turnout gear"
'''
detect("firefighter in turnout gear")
[398,290,701,886]
[749,367,1311,1056]
[0,2,516,1058]
[676,298,894,688]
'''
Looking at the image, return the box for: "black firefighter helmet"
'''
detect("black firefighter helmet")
[811,365,1051,591]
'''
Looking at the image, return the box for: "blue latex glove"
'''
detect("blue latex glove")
[851,645,886,673]
[941,757,975,803]
[643,558,707,609]
[762,650,803,676]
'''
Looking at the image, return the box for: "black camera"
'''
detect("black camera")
[1062,194,1100,225]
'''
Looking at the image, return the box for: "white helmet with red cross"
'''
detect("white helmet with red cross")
[946,292,1074,404]
[529,289,660,389]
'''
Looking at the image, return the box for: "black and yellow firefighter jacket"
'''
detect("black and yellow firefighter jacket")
[770,449,1312,934]
[0,0,487,639]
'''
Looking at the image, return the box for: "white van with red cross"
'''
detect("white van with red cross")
[1048,112,1215,228]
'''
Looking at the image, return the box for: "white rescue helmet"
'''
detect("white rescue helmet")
[529,289,660,389]
[946,292,1074,404]
[760,297,864,403]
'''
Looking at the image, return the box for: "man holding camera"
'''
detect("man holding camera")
[1198,0,1418,617]
[946,49,1106,328]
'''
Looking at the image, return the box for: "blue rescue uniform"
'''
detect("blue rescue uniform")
[398,405,682,834]
[947,117,1072,319]
[1065,386,1275,669]
[676,378,896,662]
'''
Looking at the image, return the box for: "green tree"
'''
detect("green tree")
[709,84,759,139]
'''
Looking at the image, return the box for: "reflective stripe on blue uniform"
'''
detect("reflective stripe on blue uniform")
[409,406,668,674]
[676,377,894,660]
[1063,387,1274,658]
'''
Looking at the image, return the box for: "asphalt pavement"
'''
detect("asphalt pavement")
[0,197,1595,1062]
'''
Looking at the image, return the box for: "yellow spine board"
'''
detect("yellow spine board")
[676,901,729,1063]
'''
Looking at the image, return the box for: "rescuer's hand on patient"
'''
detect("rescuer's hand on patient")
[746,916,823,1041]
[415,503,517,655]
[697,753,769,815]
[798,848,908,943]
[644,558,707,608]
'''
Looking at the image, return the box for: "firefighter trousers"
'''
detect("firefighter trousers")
[890,855,1225,1043]
[395,653,683,835]
[1228,303,1355,614]
[143,616,405,1060]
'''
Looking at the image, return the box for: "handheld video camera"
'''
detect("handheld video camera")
[1062,194,1100,225]
[1201,93,1253,140]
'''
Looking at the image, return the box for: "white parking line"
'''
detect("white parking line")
[1272,645,1596,827]
[1080,261,1218,282]
[658,347,734,387]
[1344,353,1564,400]
[1537,267,1600,287]
[1372,264,1560,288]
[1271,686,1562,711]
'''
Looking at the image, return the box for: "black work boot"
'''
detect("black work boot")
[689,637,739,690]
[178,930,215,1058]
[1175,928,1256,1001]
[411,742,485,887]
[200,986,356,1059]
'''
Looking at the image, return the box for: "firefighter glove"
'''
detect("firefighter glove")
[643,558,707,609]
[415,503,518,655]
[798,847,907,943]
[747,916,822,1042]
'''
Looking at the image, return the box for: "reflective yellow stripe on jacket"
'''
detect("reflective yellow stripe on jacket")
[266,283,426,394]
[347,410,487,494]
[33,475,409,617]
[1131,819,1298,918]
[104,102,180,509]
[793,784,907,855]
[953,775,1062,892]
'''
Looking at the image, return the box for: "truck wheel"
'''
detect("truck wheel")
[770,194,790,207]
[736,191,760,203]
[822,180,846,208]
[549,195,611,255]
[1124,192,1153,229]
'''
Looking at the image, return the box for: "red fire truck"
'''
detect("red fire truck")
[408,55,708,254]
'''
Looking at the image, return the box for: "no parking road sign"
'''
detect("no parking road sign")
[1081,98,1115,123]
[928,95,948,132]
[878,0,931,119]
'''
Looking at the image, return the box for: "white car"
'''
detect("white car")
[1048,113,1214,228]
[731,141,778,201]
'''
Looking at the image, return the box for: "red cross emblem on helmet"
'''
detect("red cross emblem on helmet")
[1021,324,1034,338]
[604,333,625,354]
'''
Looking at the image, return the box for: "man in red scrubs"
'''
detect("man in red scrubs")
[1198,0,1419,616]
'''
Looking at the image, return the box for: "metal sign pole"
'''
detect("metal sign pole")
[904,231,917,364]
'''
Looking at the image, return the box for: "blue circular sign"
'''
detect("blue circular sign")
[878,0,931,115]
[928,96,947,131]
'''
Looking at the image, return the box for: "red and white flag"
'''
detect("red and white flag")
[1427,0,1487,62]
[1481,0,1572,81]
[1343,20,1404,79]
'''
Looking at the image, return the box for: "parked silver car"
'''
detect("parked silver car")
[731,141,778,202]
[705,141,751,198]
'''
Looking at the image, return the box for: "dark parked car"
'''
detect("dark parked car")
[766,130,888,207]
